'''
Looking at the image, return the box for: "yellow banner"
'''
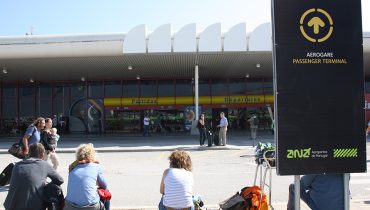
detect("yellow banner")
[104,95,273,106]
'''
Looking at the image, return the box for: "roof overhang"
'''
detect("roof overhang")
[0,23,369,82]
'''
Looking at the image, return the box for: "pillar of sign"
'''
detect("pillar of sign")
[195,65,199,120]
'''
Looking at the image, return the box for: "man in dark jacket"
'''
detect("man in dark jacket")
[3,143,64,210]
[287,174,344,210]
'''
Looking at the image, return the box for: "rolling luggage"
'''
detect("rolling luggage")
[213,134,220,146]
[207,130,213,147]
[0,163,15,186]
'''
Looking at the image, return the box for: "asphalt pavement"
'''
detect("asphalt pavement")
[0,131,369,210]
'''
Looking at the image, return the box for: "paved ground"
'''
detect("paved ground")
[0,131,369,210]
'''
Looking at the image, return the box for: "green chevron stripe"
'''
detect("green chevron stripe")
[348,149,357,157]
[341,149,351,158]
[333,148,357,158]
[337,149,347,157]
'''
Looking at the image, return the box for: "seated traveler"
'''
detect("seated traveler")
[3,143,64,210]
[64,143,109,210]
[287,174,344,210]
[160,150,194,210]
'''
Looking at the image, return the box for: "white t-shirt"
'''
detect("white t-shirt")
[163,168,194,209]
[144,117,150,126]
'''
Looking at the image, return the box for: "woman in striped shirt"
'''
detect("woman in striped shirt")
[160,150,194,210]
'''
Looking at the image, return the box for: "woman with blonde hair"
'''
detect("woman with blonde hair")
[64,143,109,210]
[160,150,194,210]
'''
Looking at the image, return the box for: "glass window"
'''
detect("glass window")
[264,78,273,95]
[19,84,35,118]
[365,82,370,93]
[229,78,246,95]
[105,81,122,97]
[123,80,139,97]
[211,79,228,96]
[246,78,264,94]
[89,82,104,98]
[71,83,87,103]
[53,85,65,116]
[199,79,210,96]
[141,80,157,97]
[2,85,17,118]
[158,80,174,97]
[176,79,192,96]
[39,84,52,117]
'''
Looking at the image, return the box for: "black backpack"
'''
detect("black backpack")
[43,183,64,210]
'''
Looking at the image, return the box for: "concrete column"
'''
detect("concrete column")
[195,65,199,120]
[190,65,200,135]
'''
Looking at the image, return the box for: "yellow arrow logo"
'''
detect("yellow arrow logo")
[307,17,325,34]
[300,8,333,43]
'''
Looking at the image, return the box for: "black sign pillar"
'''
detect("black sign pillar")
[272,0,366,175]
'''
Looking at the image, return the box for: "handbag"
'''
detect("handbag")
[98,188,112,201]
[9,126,37,159]
[219,193,247,210]
[8,142,25,159]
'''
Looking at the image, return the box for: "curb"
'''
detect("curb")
[0,145,252,154]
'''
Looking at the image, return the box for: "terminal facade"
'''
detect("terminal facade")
[0,23,369,134]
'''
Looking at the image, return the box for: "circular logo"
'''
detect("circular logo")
[300,8,333,43]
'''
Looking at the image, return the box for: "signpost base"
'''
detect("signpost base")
[294,175,300,210]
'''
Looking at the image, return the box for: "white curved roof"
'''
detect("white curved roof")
[0,23,369,81]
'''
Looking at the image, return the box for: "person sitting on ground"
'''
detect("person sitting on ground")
[3,143,64,210]
[287,174,344,210]
[22,117,45,155]
[64,143,110,210]
[160,150,194,210]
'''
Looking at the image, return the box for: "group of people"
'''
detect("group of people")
[3,117,110,210]
[22,117,60,170]
[197,112,259,146]
[197,112,228,146]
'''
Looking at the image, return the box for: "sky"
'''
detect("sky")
[0,0,369,36]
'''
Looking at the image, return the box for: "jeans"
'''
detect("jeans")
[287,182,319,210]
[198,129,206,145]
[143,125,150,136]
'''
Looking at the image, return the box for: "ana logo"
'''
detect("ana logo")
[300,8,333,43]
[287,148,311,159]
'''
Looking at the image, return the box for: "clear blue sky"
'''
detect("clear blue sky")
[0,0,369,36]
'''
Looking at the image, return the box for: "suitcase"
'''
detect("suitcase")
[207,130,213,147]
[213,134,220,146]
[0,163,15,186]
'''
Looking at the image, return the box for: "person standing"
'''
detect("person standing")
[197,114,207,146]
[159,150,194,210]
[217,112,228,146]
[143,114,151,136]
[22,117,45,156]
[248,115,259,141]
[3,143,64,210]
[41,118,60,170]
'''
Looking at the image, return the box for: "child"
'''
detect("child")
[48,128,60,170]
[50,128,60,147]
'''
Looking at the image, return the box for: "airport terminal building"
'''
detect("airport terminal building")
[0,23,369,134]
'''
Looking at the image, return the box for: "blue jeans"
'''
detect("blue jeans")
[287,182,319,210]
[143,125,150,136]
[198,129,206,145]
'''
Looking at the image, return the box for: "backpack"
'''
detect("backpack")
[219,192,247,210]
[255,142,275,166]
[240,186,268,210]
[43,183,64,210]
